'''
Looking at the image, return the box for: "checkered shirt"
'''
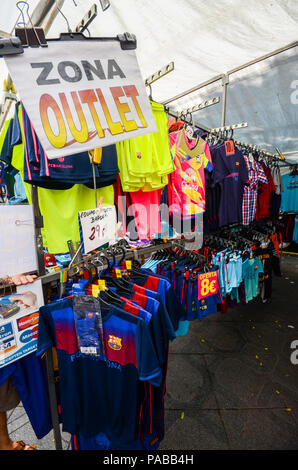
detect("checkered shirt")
[242,156,268,225]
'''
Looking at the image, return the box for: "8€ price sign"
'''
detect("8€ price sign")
[78,205,117,255]
[197,271,218,300]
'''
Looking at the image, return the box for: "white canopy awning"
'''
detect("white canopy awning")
[1,0,298,164]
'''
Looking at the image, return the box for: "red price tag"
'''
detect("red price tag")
[198,271,218,300]
[225,140,235,156]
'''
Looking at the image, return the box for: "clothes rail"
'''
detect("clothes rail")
[145,62,175,87]
[166,106,248,134]
[233,139,278,159]
[166,106,281,160]
[145,62,175,100]
[210,122,248,132]
[75,3,98,33]
[38,240,175,285]
[177,97,220,117]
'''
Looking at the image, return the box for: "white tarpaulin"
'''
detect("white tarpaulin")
[0,0,298,163]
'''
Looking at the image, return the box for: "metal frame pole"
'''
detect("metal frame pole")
[28,0,58,28]
[45,349,63,450]
[221,74,229,127]
[162,74,224,106]
[162,40,298,106]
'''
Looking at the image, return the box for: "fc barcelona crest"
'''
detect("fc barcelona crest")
[108,335,122,351]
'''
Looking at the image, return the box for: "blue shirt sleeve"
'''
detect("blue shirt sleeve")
[36,306,57,356]
[136,318,162,387]
[242,259,248,279]
[256,257,264,274]
[11,102,22,146]
[165,285,186,332]
[211,148,230,186]
[0,119,14,165]
[238,153,249,185]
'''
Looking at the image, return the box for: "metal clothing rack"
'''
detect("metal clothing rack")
[144,61,175,101]
[176,97,221,117]
[39,239,174,285]
[166,108,281,160]
[40,237,184,450]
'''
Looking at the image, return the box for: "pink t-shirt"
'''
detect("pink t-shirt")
[169,129,213,218]
[129,189,162,239]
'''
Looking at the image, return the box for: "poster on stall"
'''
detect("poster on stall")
[197,271,219,300]
[78,205,117,255]
[4,39,157,159]
[0,279,44,368]
[0,205,38,278]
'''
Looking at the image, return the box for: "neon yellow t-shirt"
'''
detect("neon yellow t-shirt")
[116,101,174,192]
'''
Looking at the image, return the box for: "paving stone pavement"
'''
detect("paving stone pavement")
[6,254,298,450]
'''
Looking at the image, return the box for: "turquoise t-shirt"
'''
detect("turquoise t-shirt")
[293,216,298,243]
[242,257,264,303]
[280,174,298,212]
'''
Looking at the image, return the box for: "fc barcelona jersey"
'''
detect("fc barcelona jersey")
[37,296,162,450]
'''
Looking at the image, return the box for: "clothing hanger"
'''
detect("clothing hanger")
[128,259,148,278]
[94,252,132,294]
[99,289,123,306]
[98,273,132,295]
[84,261,124,305]
[183,112,195,141]
[113,246,134,288]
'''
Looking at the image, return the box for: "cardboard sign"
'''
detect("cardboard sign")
[78,205,116,255]
[197,271,218,300]
[5,40,157,159]
[0,280,44,368]
[0,205,38,278]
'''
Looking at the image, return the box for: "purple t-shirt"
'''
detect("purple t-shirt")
[211,144,248,227]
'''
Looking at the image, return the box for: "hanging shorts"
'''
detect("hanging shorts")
[0,377,20,412]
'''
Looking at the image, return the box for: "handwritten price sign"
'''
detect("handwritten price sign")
[78,205,116,255]
[197,271,218,300]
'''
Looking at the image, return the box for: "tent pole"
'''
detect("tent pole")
[162,74,224,106]
[45,349,63,450]
[221,74,229,127]
[28,0,57,28]
[227,40,298,76]
[42,0,66,34]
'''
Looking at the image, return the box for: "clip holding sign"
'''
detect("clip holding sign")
[15,27,47,48]
[116,33,137,50]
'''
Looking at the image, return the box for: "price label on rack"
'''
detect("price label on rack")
[78,205,117,255]
[197,271,218,300]
[225,140,235,156]
[125,260,132,271]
